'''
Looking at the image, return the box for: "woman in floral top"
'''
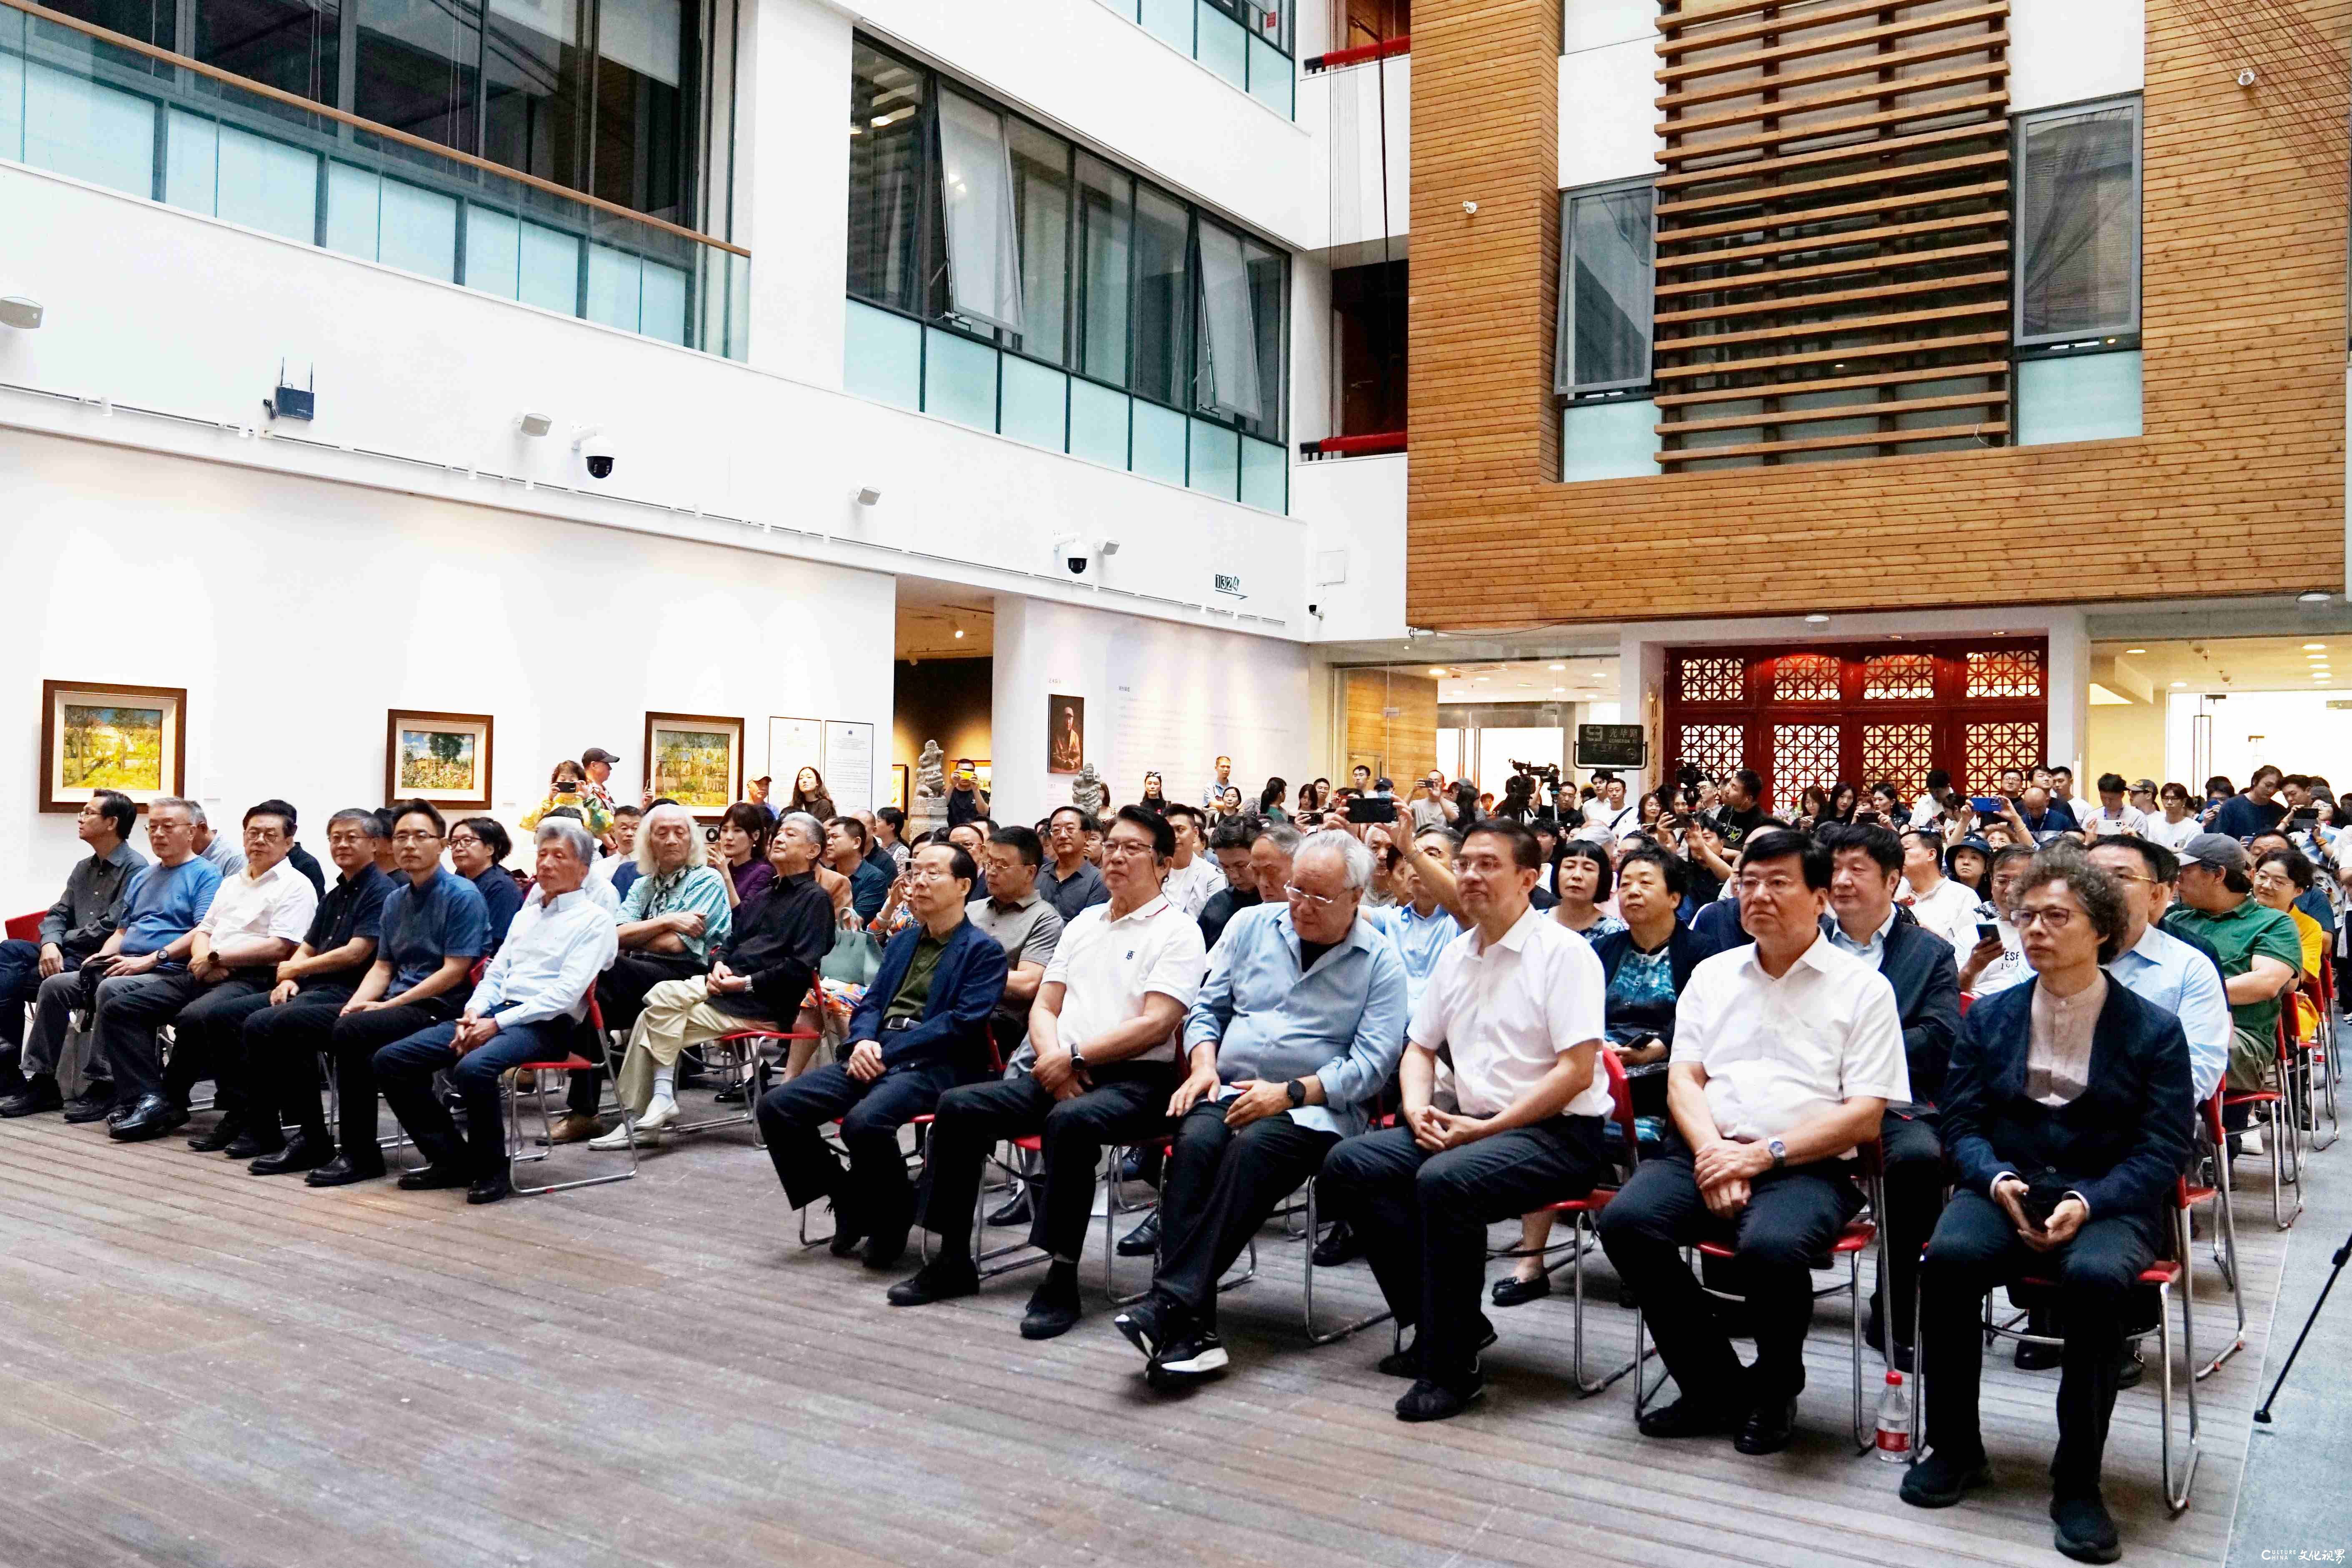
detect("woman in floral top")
[521,759,613,837]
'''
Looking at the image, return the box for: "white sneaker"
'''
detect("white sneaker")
[2242,1127,2265,1157]
[637,1097,681,1133]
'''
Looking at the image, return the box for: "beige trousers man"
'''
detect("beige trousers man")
[613,976,779,1115]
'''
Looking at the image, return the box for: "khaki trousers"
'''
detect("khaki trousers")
[614,976,777,1115]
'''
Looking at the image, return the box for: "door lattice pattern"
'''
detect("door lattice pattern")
[1862,723,1936,798]
[1677,656,1745,703]
[1772,654,1841,702]
[1964,720,2046,791]
[1966,649,2044,698]
[1862,654,1936,701]
[1773,724,1842,802]
[1678,723,1745,784]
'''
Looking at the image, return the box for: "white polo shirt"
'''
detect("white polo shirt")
[195,856,318,951]
[2142,813,2202,852]
[1408,905,1611,1120]
[1042,894,1208,1065]
[1671,934,1909,1147]
[1899,874,1981,955]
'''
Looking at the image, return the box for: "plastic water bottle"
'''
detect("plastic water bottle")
[1875,1368,1913,1462]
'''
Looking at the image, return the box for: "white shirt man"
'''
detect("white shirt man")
[1674,941,1910,1145]
[1897,854,1981,955]
[196,856,320,958]
[2143,808,2201,852]
[2080,796,2149,840]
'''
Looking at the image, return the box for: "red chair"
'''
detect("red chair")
[1911,1177,2201,1515]
[2221,1016,2301,1230]
[1634,1137,1886,1453]
[2181,1091,2244,1381]
[1491,1047,1641,1395]
[2300,961,2337,1151]
[796,1029,1003,1249]
[4,911,43,944]
[502,993,636,1195]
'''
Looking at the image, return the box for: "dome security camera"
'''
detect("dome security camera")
[571,424,616,479]
[1052,534,1095,577]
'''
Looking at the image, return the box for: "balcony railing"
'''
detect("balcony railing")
[1102,0,1294,118]
[0,0,749,359]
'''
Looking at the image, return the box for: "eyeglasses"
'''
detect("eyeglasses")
[2102,870,2159,887]
[448,833,483,848]
[1101,838,1155,859]
[1736,874,1807,899]
[1283,883,1345,909]
[391,830,442,845]
[2011,904,2079,930]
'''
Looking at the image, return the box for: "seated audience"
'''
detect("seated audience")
[2253,847,2327,982]
[1038,807,1111,921]
[787,766,837,823]
[745,774,777,822]
[1552,839,1626,942]
[1899,828,1981,954]
[2086,837,2233,1107]
[1111,831,1408,1387]
[1946,837,1992,899]
[715,802,776,911]
[1902,852,2194,1565]
[590,812,834,1144]
[1960,846,2039,998]
[450,817,524,948]
[874,807,910,870]
[140,802,320,1142]
[825,815,891,924]
[1320,819,1611,1421]
[370,819,619,1205]
[602,804,734,1035]
[2162,834,2299,1123]
[5,799,222,1123]
[1597,829,1906,1455]
[522,758,614,838]
[889,807,1205,1338]
[1817,822,1962,1371]
[2078,772,2148,841]
[959,825,1064,1089]
[190,802,246,878]
[1196,816,1270,950]
[756,842,1007,1267]
[2211,764,2286,841]
[0,790,145,1099]
[592,805,644,900]
[2142,783,2201,852]
[1160,804,1221,920]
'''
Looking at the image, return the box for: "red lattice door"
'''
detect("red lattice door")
[1661,639,2049,813]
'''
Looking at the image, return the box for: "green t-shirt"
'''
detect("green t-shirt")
[883,932,947,1027]
[2162,899,2302,1042]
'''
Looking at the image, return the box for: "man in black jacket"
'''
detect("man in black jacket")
[589,811,835,1145]
[1902,850,2193,1565]
[1816,822,1961,1370]
[0,790,145,1102]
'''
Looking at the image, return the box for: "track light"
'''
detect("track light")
[517,411,552,437]
[0,296,43,330]
[856,486,882,506]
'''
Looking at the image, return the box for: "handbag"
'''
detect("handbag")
[821,915,884,987]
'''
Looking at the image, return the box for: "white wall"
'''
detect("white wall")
[742,0,853,387]
[0,426,897,914]
[1295,453,1408,644]
[988,595,1315,825]
[2009,0,2144,111]
[1309,52,1411,254]
[1560,0,1661,190]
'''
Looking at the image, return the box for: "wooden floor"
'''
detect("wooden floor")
[0,1091,2299,1568]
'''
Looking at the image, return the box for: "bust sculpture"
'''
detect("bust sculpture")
[911,740,949,832]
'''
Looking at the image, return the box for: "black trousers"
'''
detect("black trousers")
[241,984,357,1139]
[1152,1098,1338,1325]
[1879,1108,1947,1348]
[376,1016,574,1180]
[1321,1116,1612,1381]
[597,951,703,1035]
[162,973,277,1116]
[1597,1145,1863,1405]
[757,1059,957,1237]
[0,939,75,1070]
[1921,1190,2158,1495]
[917,1065,1174,1264]
[93,969,207,1104]
[327,1000,467,1161]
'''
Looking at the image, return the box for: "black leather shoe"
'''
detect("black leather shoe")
[2015,1307,2061,1369]
[251,1135,334,1175]
[1733,1397,1799,1455]
[306,1154,387,1187]
[826,1196,867,1257]
[187,1120,245,1153]
[1900,1448,1993,1509]
[2051,1491,2122,1564]
[396,1164,471,1191]
[2116,1345,2144,1390]
[0,1077,63,1117]
[1378,1319,1498,1377]
[862,1227,911,1270]
[223,1129,283,1160]
[712,1082,747,1105]
[1312,1220,1362,1267]
[63,1086,118,1124]
[985,1189,1034,1228]
[466,1172,512,1205]
[1638,1396,1743,1440]
[1395,1369,1486,1423]
[1019,1270,1083,1340]
[1116,1211,1161,1257]
[109,1095,189,1142]
[887,1258,981,1307]
[1490,1272,1552,1308]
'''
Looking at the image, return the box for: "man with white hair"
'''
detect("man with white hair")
[1111,829,1409,1388]
[599,802,732,1036]
[368,819,619,1205]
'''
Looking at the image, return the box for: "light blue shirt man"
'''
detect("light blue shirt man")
[1182,902,1409,1137]
[2107,923,2234,1105]
[619,863,733,960]
[1365,899,1465,1014]
[114,858,222,961]
[1821,906,1897,967]
[470,885,620,1029]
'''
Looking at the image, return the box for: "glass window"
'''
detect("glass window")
[847,40,925,315]
[193,0,339,110]
[2016,98,2141,345]
[1132,182,1191,408]
[1561,398,1660,482]
[1194,220,1259,420]
[2016,351,2142,445]
[1007,118,1071,366]
[1242,235,1284,436]
[482,0,587,192]
[1075,152,1131,385]
[354,0,481,153]
[1555,179,1653,395]
[592,0,690,223]
[935,89,1023,333]
[42,0,175,51]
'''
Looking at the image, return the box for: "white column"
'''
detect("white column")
[741,0,852,386]
[2044,608,2092,780]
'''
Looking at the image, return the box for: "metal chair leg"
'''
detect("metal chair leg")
[1301,1176,1390,1346]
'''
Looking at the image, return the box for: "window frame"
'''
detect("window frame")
[1553,173,1656,399]
[2011,94,2143,351]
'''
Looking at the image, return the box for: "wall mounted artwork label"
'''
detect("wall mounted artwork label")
[823,720,875,815]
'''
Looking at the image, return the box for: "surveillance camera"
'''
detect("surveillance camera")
[1052,534,1095,578]
[1308,603,1324,619]
[571,424,616,480]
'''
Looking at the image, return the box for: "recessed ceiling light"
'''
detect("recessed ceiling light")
[1548,663,1565,671]
[2301,591,2333,605]
[2171,680,2188,688]
[1428,667,1447,676]
[1804,613,1830,625]
[2125,647,2147,654]
[2306,643,2329,650]
[1516,681,1532,688]
[1553,686,1566,694]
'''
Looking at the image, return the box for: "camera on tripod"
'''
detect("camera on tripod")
[1504,759,1562,819]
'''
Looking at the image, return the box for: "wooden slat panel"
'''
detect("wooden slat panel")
[1655,149,2009,218]
[1653,360,2016,407]
[1656,30,2011,112]
[1656,211,2009,271]
[1659,93,2012,165]
[1654,121,2009,190]
[1656,0,1900,39]
[1656,298,2009,353]
[1657,59,2011,140]
[1655,2,2010,85]
[1651,330,2011,381]
[1658,388,2010,436]
[1658,179,2007,243]
[1653,239,2009,298]
[1657,421,2012,463]
[1654,270,2010,325]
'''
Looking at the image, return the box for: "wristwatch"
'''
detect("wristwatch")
[1767,1138,1788,1170]
[1285,1078,1309,1108]
[1069,1047,1087,1075]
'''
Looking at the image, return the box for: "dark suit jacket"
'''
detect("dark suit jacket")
[1940,976,2195,1229]
[1688,896,1746,959]
[849,915,1009,1075]
[1873,909,1962,1107]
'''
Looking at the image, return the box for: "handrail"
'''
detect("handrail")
[1305,34,1407,71]
[0,0,749,258]
[1299,431,1406,458]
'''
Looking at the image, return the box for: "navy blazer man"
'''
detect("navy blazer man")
[756,842,1009,1267]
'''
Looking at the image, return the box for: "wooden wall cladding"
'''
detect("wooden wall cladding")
[1406,0,2348,631]
[1343,669,1438,785]
[1652,0,2014,464]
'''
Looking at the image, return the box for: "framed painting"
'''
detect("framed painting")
[40,680,186,813]
[383,709,495,810]
[1047,695,1085,775]
[646,711,743,819]
[889,764,909,813]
